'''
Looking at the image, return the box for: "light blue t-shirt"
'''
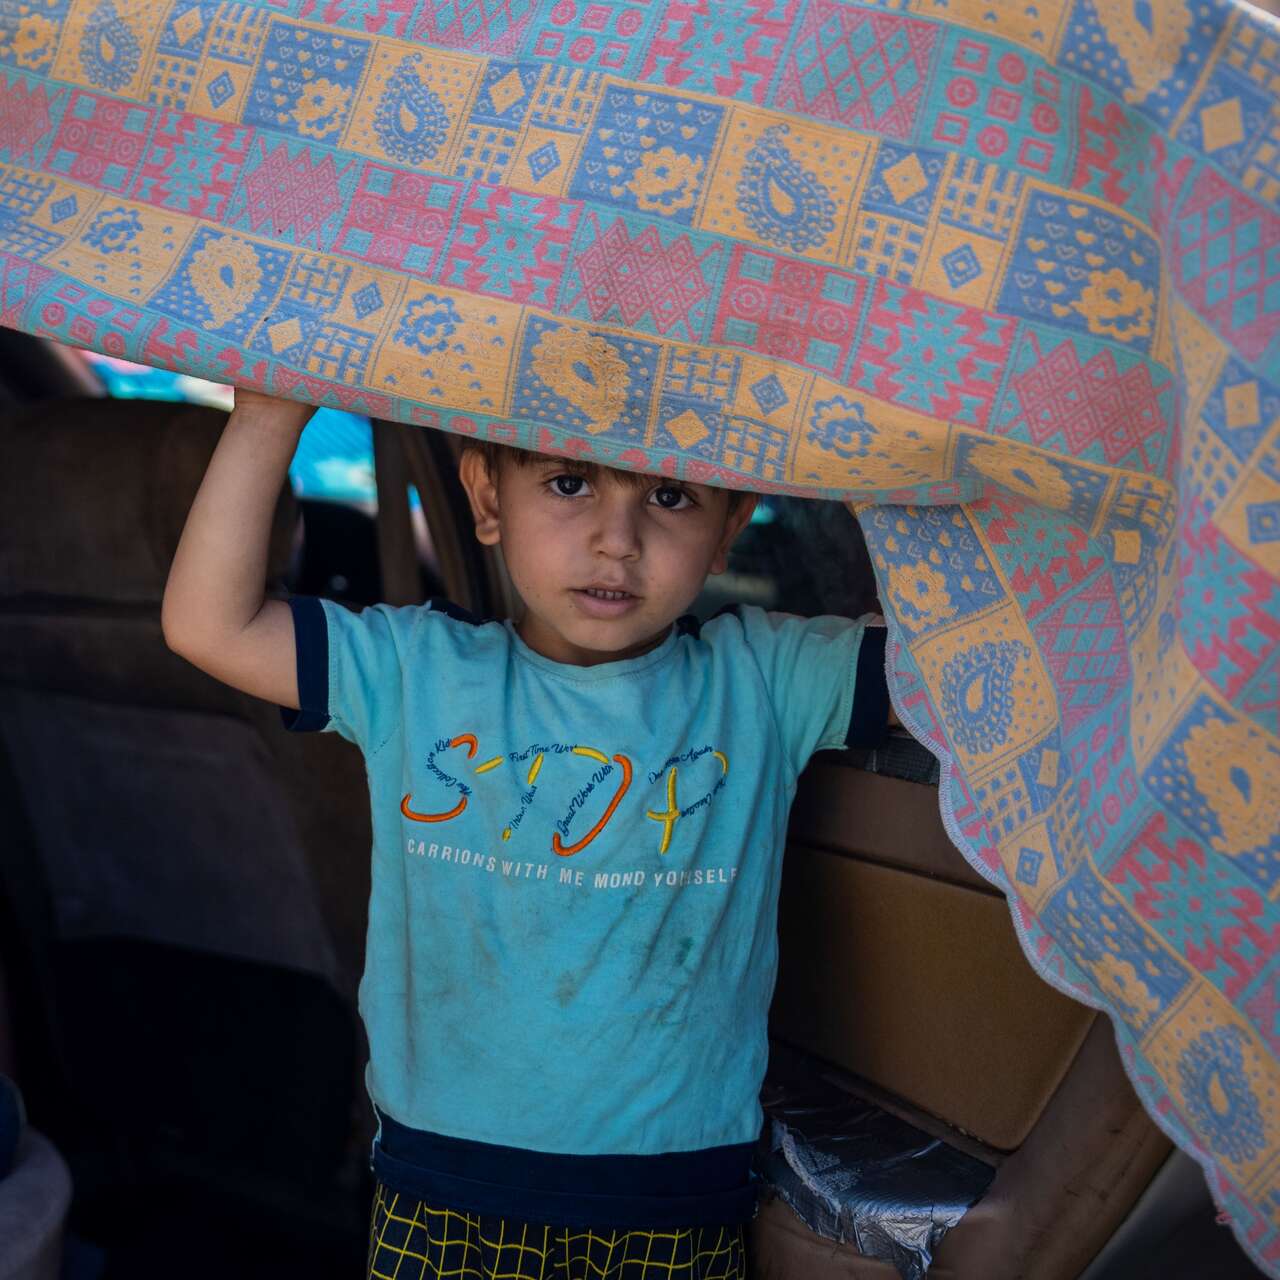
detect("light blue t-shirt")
[287,597,880,1223]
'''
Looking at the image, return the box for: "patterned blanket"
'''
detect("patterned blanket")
[0,0,1275,1267]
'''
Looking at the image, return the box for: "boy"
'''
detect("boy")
[162,389,890,1280]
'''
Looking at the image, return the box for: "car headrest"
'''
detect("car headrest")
[0,398,298,605]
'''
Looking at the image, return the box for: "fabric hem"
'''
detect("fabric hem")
[372,1147,759,1230]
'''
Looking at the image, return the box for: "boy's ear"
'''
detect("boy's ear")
[709,493,758,575]
[458,449,502,547]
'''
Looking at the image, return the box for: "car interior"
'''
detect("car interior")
[0,328,1264,1278]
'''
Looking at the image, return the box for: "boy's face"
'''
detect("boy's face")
[460,450,757,666]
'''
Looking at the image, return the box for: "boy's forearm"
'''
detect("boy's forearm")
[161,399,309,660]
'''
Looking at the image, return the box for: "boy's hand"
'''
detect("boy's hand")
[233,386,316,431]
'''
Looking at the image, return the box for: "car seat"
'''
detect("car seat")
[755,761,1175,1278]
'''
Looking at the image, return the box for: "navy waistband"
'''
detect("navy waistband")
[373,1111,758,1229]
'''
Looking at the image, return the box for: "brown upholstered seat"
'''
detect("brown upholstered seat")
[0,396,374,991]
[0,397,376,1258]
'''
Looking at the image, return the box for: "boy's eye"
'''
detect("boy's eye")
[651,485,692,510]
[550,474,589,498]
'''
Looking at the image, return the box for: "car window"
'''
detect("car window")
[695,494,939,786]
[83,352,378,509]
[694,495,879,621]
[76,351,454,605]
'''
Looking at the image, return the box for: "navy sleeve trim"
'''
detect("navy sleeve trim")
[426,597,485,626]
[280,595,330,733]
[847,625,889,749]
[373,1112,756,1229]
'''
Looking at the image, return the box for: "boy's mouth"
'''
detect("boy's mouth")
[571,585,641,618]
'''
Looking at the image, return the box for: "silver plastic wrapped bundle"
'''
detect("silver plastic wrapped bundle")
[758,1063,995,1280]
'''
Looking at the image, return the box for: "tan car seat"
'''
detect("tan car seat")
[755,762,1174,1279]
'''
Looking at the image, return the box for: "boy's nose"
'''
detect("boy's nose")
[591,496,642,560]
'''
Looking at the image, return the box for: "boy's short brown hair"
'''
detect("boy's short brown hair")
[467,440,748,511]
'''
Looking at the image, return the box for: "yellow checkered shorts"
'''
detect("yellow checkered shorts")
[367,1184,747,1280]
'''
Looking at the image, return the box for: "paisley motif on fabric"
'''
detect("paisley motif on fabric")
[1092,0,1193,104]
[186,235,263,329]
[373,54,449,165]
[735,124,836,254]
[530,325,631,436]
[1178,1025,1266,1163]
[967,442,1074,511]
[79,0,141,91]
[1182,717,1280,859]
[939,640,1029,754]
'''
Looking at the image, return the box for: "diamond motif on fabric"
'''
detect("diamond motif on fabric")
[666,408,710,449]
[242,143,344,243]
[267,315,304,353]
[1000,332,1172,470]
[882,152,927,203]
[776,4,934,138]
[941,243,981,288]
[207,71,234,108]
[527,140,561,181]
[1034,576,1131,734]
[1174,168,1280,362]
[488,67,527,116]
[1200,97,1245,153]
[0,79,52,162]
[50,195,78,224]
[1246,501,1280,544]
[571,214,716,339]
[352,281,384,319]
[750,373,787,415]
[1016,846,1043,887]
[1225,379,1260,428]
[171,6,204,46]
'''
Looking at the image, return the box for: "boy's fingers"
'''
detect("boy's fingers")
[232,386,316,428]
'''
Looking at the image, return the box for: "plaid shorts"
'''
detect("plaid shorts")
[367,1183,747,1280]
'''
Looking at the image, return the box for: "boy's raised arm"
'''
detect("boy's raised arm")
[161,390,315,710]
